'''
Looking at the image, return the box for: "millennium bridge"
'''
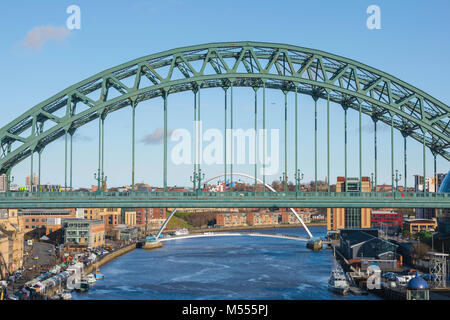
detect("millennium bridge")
[158,232,310,243]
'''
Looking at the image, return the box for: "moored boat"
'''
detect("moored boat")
[328,268,350,295]
[175,228,189,236]
[78,278,89,292]
[85,273,96,285]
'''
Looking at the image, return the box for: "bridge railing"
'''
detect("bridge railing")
[0,190,448,199]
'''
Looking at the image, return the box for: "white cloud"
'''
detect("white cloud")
[140,128,175,145]
[20,25,71,51]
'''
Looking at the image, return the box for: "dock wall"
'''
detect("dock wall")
[85,243,136,275]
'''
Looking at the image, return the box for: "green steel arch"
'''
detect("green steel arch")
[0,41,449,175]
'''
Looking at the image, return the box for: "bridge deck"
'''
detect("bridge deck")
[0,191,448,208]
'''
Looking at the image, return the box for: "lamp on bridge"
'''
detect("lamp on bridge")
[295,169,304,194]
[370,173,375,192]
[94,171,108,193]
[190,168,205,194]
[279,172,287,192]
[393,170,402,192]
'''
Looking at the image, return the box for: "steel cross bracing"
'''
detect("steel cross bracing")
[0,41,449,174]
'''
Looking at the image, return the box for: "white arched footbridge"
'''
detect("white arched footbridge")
[155,172,314,240]
[159,232,309,242]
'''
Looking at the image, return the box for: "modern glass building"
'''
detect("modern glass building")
[438,170,450,193]
[437,171,450,239]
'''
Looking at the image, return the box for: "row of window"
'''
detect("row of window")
[25,218,46,222]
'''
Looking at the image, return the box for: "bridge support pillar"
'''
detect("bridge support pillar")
[343,106,348,192]
[314,96,318,192]
[423,130,427,193]
[391,115,395,192]
[359,102,362,191]
[294,84,299,193]
[262,82,266,192]
[163,91,168,192]
[253,86,258,194]
[373,118,378,192]
[327,92,330,192]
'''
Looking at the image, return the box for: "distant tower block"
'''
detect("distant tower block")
[428,252,448,288]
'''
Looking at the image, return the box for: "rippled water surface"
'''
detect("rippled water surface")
[72,226,380,300]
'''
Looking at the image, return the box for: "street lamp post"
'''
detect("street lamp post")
[394,170,402,192]
[190,171,197,192]
[295,169,304,196]
[279,172,287,193]
[370,173,375,192]
[190,169,205,196]
[94,171,107,194]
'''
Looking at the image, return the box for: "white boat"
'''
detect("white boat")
[328,246,349,295]
[175,228,189,236]
[328,268,350,295]
[85,273,96,285]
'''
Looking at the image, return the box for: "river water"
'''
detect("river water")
[72,226,380,300]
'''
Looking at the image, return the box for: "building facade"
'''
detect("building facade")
[0,174,7,192]
[246,212,279,226]
[62,218,105,248]
[414,174,447,219]
[403,218,438,234]
[45,218,63,235]
[20,208,75,231]
[371,210,403,228]
[0,209,24,279]
[327,177,372,232]
[216,213,247,227]
[124,211,137,226]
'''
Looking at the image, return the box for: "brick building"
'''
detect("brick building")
[371,210,403,228]
[246,212,279,226]
[216,213,247,227]
[20,208,75,232]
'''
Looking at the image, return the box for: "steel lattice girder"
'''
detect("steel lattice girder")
[0,41,449,174]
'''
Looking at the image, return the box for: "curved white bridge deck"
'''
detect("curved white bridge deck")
[158,232,309,242]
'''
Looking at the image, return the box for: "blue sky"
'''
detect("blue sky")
[0,0,449,188]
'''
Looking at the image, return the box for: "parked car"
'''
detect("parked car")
[382,272,397,281]
[396,274,414,286]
